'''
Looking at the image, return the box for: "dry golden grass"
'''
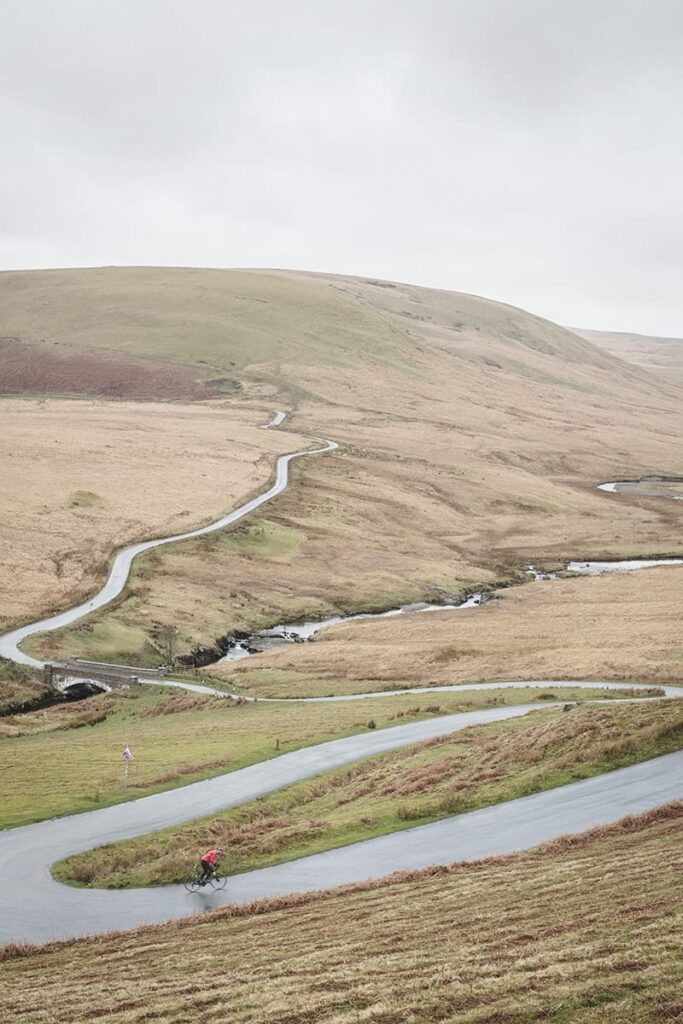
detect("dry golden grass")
[57,698,683,889]
[0,397,310,630]
[24,275,683,667]
[0,659,52,713]
[209,566,683,697]
[0,693,118,738]
[3,269,681,668]
[2,804,682,1023]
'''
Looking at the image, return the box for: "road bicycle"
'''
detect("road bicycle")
[183,870,228,894]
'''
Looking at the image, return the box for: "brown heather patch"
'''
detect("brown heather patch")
[135,693,242,717]
[377,753,467,796]
[128,758,231,789]
[0,336,221,401]
[0,693,117,738]
[1,805,681,1024]
[0,659,52,714]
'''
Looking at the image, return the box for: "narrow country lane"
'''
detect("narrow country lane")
[1,413,682,947]
[0,413,336,668]
[1,701,682,945]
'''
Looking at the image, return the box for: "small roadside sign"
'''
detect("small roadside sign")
[121,745,134,788]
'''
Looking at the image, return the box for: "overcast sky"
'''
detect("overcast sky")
[1,0,682,335]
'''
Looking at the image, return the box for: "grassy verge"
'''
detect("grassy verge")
[0,658,53,714]
[54,698,683,889]
[3,804,682,1023]
[0,683,626,829]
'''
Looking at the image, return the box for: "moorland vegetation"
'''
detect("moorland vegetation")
[55,697,682,889]
[2,268,682,669]
[1,267,682,1021]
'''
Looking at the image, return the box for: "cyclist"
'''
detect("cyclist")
[199,847,224,885]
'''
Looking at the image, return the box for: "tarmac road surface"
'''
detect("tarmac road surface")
[1,702,682,945]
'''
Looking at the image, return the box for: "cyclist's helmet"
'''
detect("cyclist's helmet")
[217,847,224,853]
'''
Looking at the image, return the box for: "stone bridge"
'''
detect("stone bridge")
[44,659,164,695]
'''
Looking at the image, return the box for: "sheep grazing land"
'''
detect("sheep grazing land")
[209,566,683,698]
[1,683,631,830]
[4,269,682,671]
[0,398,308,633]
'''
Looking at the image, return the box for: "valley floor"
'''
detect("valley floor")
[207,566,683,697]
[1,269,682,1019]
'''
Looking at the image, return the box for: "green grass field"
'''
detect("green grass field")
[0,267,420,375]
[54,698,683,888]
[0,683,631,829]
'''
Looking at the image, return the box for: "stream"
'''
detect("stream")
[213,556,683,664]
[599,476,683,499]
[0,411,680,678]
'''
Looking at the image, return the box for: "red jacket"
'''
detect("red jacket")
[202,849,221,865]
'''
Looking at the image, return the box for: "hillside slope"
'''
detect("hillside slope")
[573,326,683,386]
[0,267,624,391]
[1,806,681,1023]
[2,268,682,665]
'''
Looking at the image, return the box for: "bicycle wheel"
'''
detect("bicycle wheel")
[210,874,227,891]
[183,877,202,894]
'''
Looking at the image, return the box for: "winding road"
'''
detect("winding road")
[0,416,337,668]
[1,690,682,945]
[1,411,682,946]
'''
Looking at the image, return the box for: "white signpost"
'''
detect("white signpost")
[121,744,134,788]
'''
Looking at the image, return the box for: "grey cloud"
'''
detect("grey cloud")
[1,0,682,334]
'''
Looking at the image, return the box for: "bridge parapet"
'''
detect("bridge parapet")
[44,660,164,694]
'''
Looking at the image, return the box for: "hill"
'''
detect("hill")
[573,326,683,386]
[2,268,682,666]
[0,267,622,396]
